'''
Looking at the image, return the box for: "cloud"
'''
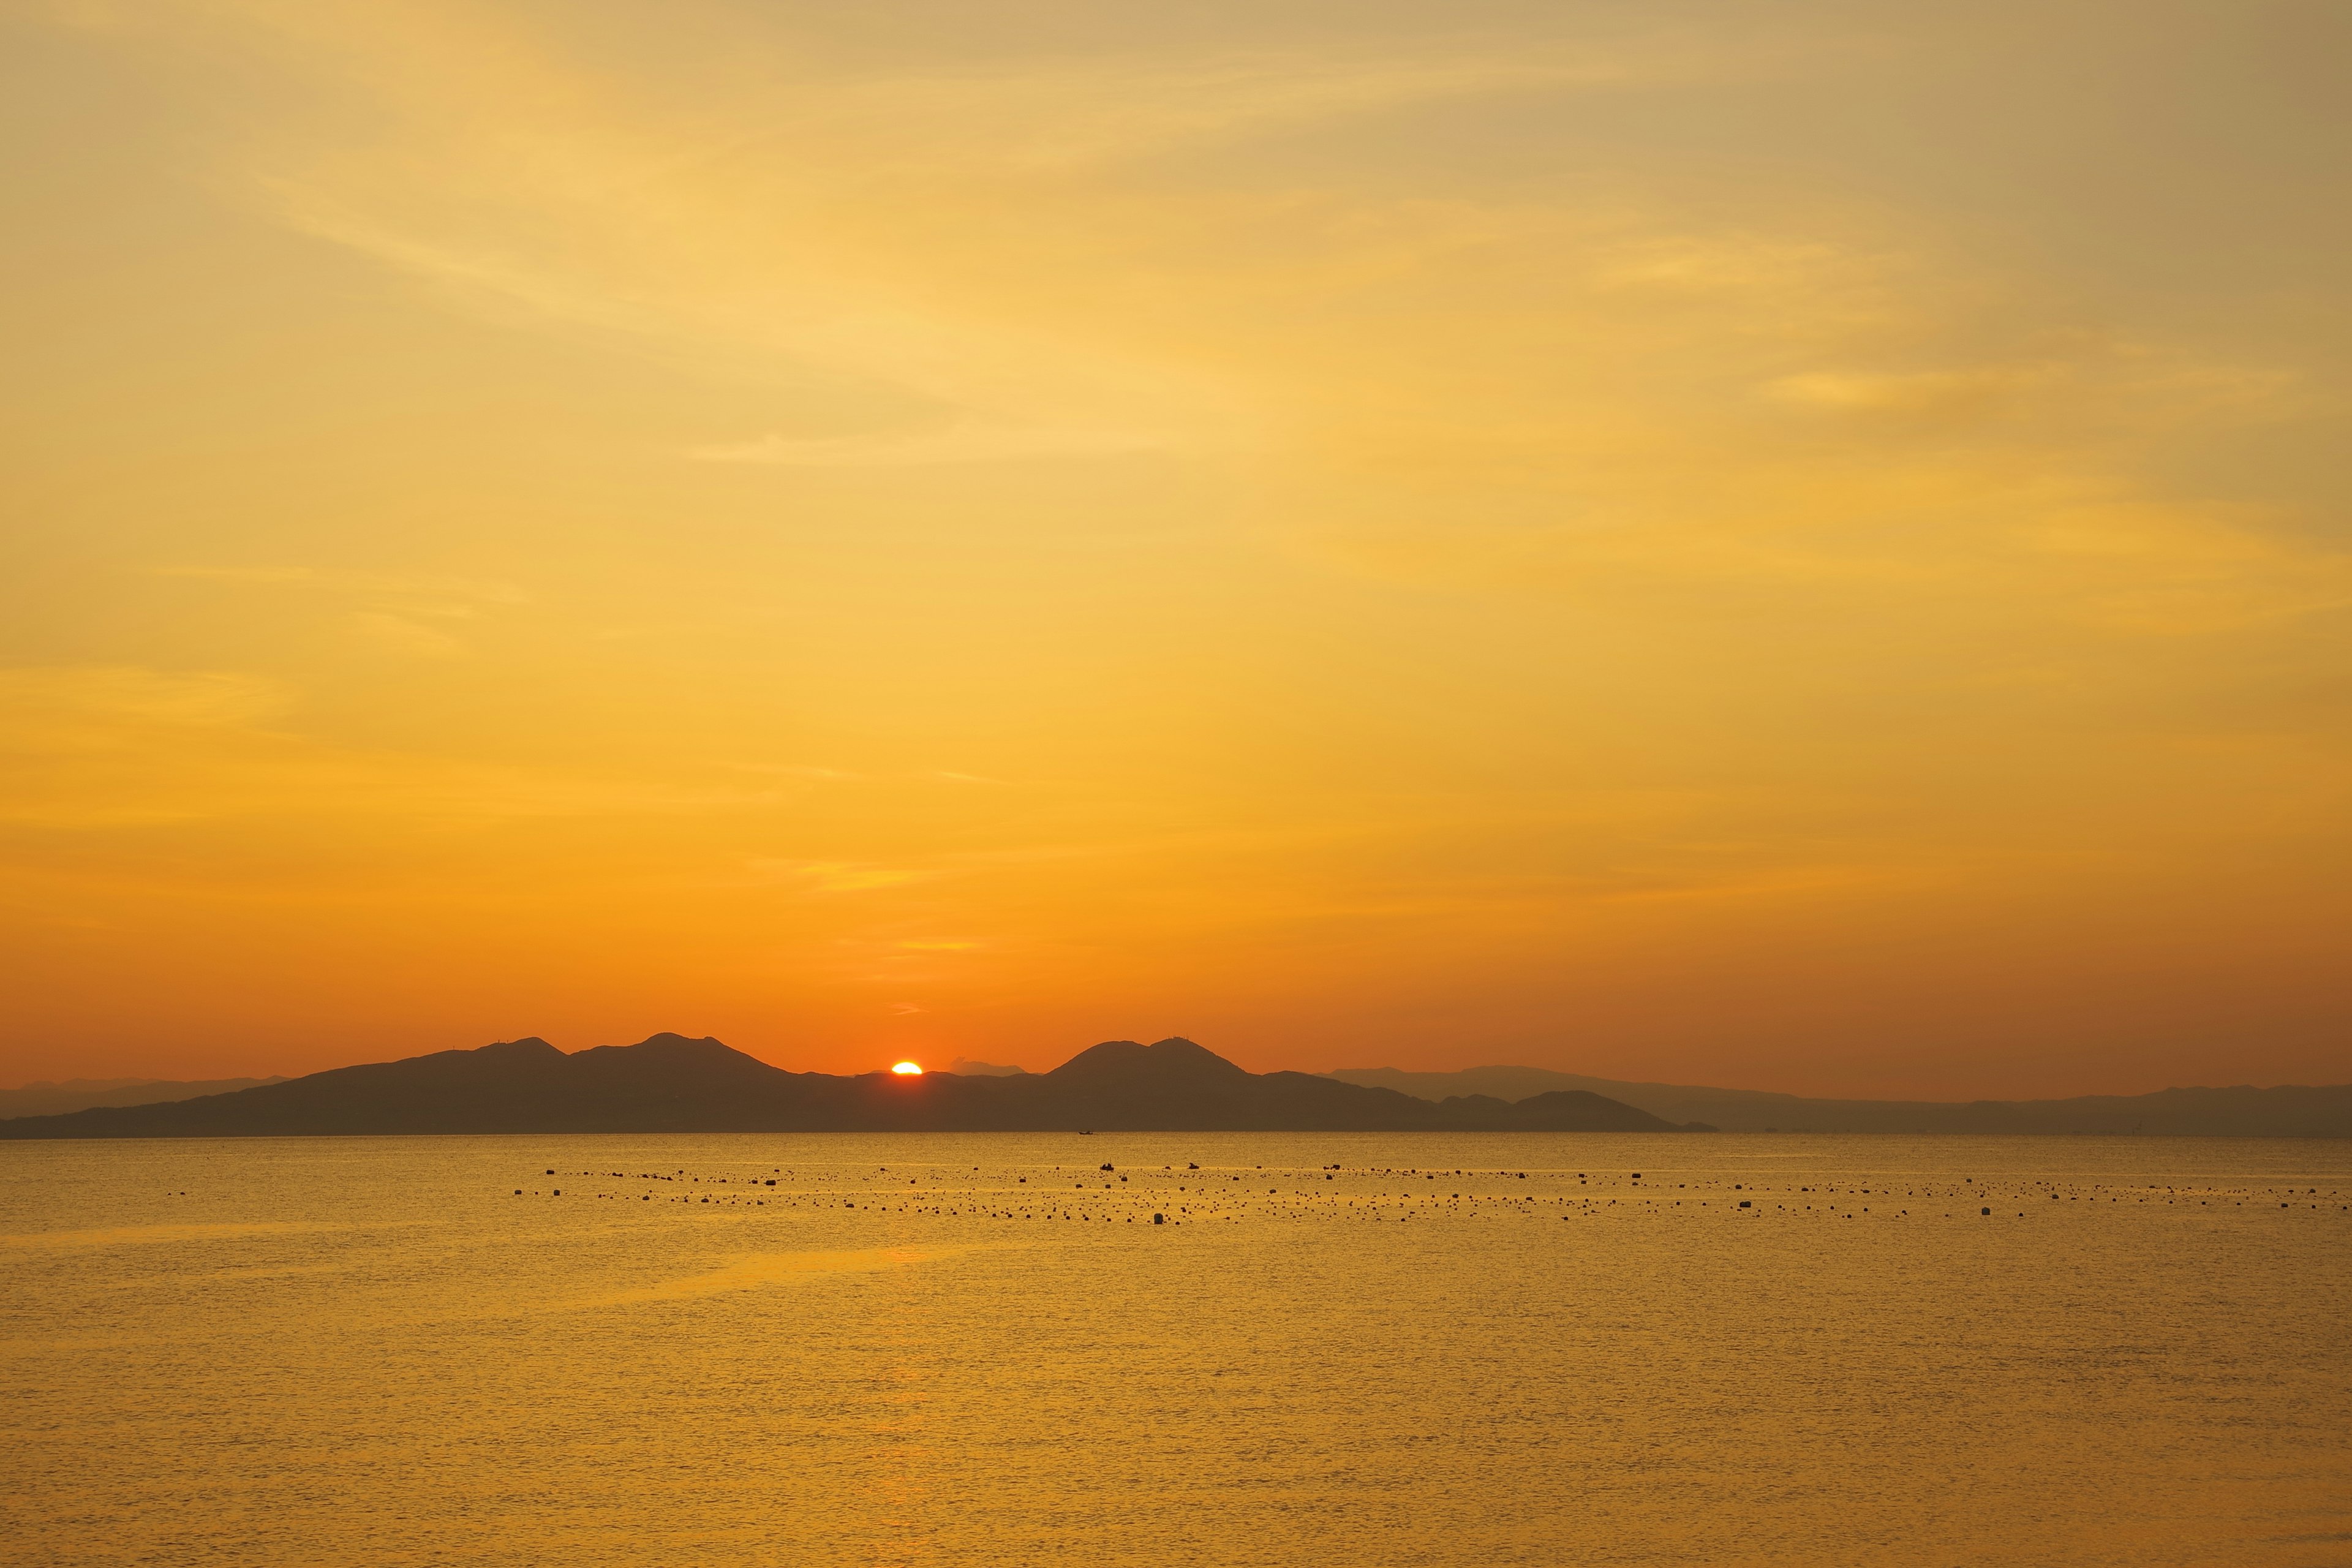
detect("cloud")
[693,421,1175,467]
[350,611,467,658]
[150,564,320,585]
[254,144,1222,446]
[0,666,290,741]
[740,53,1679,178]
[0,665,788,828]
[134,6,1809,460]
[747,860,933,893]
[173,1,2337,670]
[155,564,530,659]
[726,763,861,782]
[1768,366,2049,423]
[154,564,529,606]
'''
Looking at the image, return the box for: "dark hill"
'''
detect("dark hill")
[0,1036,1709,1138]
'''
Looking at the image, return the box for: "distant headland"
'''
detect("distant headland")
[1326,1065,2352,1139]
[0,1036,1708,1139]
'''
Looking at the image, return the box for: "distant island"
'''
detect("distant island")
[0,1036,1708,1138]
[1326,1066,2352,1139]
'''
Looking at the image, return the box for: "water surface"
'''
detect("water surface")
[6,1134,2348,1566]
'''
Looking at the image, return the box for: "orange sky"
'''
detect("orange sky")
[2,1,2348,1097]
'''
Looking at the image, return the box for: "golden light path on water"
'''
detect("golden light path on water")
[6,1133,2349,1567]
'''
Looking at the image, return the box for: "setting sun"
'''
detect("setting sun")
[890,1061,923,1076]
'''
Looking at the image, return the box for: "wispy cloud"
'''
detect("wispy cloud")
[154,564,530,658]
[0,664,786,828]
[0,666,290,737]
[350,611,466,658]
[1767,366,2053,423]
[693,421,1175,467]
[138,7,1803,459]
[154,565,528,602]
[150,564,320,586]
[726,763,861,782]
[725,53,1687,178]
[747,859,934,893]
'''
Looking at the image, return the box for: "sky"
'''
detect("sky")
[1,0,2347,1096]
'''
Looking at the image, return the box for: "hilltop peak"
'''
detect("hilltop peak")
[1048,1036,1251,1083]
[604,1033,736,1054]
[478,1037,564,1058]
[565,1034,786,1079]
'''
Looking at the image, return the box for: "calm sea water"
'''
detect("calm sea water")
[5,1134,2348,1567]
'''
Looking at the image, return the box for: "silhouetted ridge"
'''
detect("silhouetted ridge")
[0,1034,1703,1137]
[579,1033,732,1058]
[1048,1038,1251,1085]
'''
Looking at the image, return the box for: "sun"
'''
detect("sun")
[890,1060,923,1076]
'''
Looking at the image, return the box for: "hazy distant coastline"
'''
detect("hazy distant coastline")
[0,1076,288,1121]
[1327,1066,2352,1139]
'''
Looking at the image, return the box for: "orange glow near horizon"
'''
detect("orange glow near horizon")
[1,4,2346,1100]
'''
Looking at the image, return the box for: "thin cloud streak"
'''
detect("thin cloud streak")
[692,421,1178,467]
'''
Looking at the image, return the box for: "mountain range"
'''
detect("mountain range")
[0,1036,1705,1138]
[1326,1066,2352,1137]
[10,1041,2338,1139]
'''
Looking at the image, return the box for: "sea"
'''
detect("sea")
[5,1133,2348,1567]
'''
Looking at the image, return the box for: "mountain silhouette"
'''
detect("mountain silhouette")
[0,1035,1708,1137]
